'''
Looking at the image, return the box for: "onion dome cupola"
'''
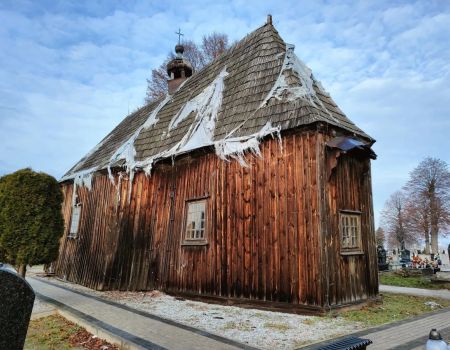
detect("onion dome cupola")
[167,29,193,95]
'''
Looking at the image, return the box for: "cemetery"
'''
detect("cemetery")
[378,245,450,291]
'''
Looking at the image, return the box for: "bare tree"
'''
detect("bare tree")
[381,191,418,249]
[201,32,229,63]
[404,191,431,253]
[145,34,229,103]
[375,227,385,247]
[146,60,170,103]
[404,157,450,254]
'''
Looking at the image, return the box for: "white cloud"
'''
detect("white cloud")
[1,0,450,229]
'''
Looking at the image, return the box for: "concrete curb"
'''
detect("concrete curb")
[56,308,142,350]
[32,277,257,350]
[379,284,450,299]
[36,292,166,350]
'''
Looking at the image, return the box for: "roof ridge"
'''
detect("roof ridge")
[176,23,284,88]
[62,21,372,181]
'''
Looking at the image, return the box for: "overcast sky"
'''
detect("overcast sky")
[1,0,449,234]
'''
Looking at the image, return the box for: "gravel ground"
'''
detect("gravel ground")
[35,274,363,349]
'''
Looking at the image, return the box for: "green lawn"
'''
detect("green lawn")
[379,271,450,290]
[25,314,118,350]
[341,293,450,327]
[25,315,81,350]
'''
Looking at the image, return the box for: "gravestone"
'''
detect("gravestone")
[377,245,389,271]
[400,248,411,264]
[0,266,35,350]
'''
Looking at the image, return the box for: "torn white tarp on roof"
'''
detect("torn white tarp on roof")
[107,67,228,184]
[261,44,315,107]
[61,63,285,197]
[61,167,97,207]
[214,121,281,167]
[107,94,171,185]
[142,95,171,129]
[167,68,229,154]
[260,44,335,121]
[69,133,113,175]
[168,68,228,131]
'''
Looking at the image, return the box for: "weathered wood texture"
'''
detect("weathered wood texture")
[55,128,377,308]
[321,136,379,306]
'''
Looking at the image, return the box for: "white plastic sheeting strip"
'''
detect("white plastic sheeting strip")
[168,69,228,132]
[107,94,172,186]
[61,66,282,200]
[61,58,295,201]
[261,44,316,107]
[168,68,229,153]
[60,167,96,207]
[143,95,171,129]
[260,44,336,122]
[69,133,113,174]
[215,122,281,166]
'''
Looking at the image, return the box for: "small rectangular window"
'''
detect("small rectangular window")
[340,211,362,254]
[69,205,81,238]
[183,200,207,245]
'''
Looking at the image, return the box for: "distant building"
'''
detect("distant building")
[55,17,378,313]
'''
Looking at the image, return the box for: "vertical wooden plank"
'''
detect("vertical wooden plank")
[286,134,298,303]
[278,136,289,301]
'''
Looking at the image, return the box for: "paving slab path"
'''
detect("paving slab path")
[28,277,256,350]
[380,284,450,299]
[301,308,450,349]
[302,285,450,350]
[29,277,450,350]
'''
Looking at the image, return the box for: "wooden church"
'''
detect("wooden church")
[55,16,378,314]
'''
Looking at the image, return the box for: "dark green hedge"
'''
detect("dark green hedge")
[0,168,64,267]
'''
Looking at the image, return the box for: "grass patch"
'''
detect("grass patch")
[302,318,316,326]
[341,293,450,327]
[254,312,270,319]
[223,321,253,331]
[379,271,450,290]
[25,314,118,350]
[263,322,291,331]
[25,314,81,350]
[293,340,311,347]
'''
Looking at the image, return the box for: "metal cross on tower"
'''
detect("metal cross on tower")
[175,28,184,45]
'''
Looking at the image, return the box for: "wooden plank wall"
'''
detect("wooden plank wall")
[322,145,379,306]
[54,129,375,307]
[56,176,121,290]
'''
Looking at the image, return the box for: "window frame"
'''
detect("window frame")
[339,210,363,255]
[181,197,209,246]
[68,203,82,239]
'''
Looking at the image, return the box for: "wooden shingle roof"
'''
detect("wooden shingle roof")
[63,23,372,179]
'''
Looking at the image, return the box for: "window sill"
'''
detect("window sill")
[181,241,208,246]
[340,251,364,256]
